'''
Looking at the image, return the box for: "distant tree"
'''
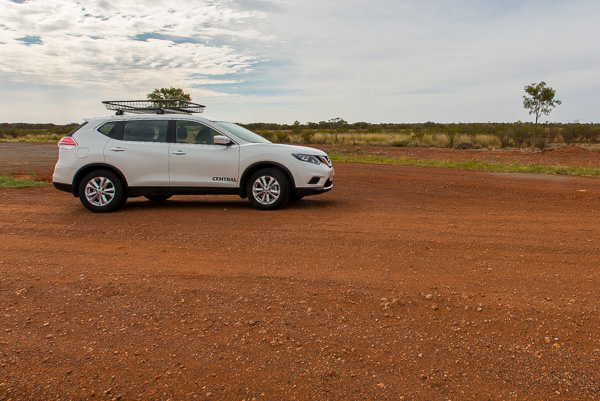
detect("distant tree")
[328,117,347,126]
[291,120,302,135]
[523,81,561,139]
[147,87,192,102]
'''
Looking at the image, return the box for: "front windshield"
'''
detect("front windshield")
[213,121,271,144]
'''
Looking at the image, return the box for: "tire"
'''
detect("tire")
[246,168,290,210]
[144,195,172,202]
[78,170,127,213]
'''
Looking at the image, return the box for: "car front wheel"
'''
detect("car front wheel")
[247,169,290,210]
[78,170,127,213]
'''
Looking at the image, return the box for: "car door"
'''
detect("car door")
[103,119,170,187]
[169,120,240,188]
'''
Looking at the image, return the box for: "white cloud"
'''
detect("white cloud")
[0,0,269,89]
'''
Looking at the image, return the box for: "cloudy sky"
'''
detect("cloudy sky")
[1,0,598,124]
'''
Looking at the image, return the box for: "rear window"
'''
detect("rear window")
[67,121,88,137]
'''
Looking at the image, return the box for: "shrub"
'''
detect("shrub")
[453,141,479,150]
[420,134,449,148]
[391,138,410,147]
[534,137,547,150]
[275,131,289,143]
[259,131,275,141]
[496,130,511,148]
[300,129,315,144]
[473,134,501,149]
[311,133,328,144]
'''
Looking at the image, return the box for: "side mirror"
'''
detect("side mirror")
[214,135,232,146]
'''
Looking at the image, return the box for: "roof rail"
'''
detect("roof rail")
[102,100,206,115]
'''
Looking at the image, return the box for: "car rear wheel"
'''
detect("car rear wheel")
[78,170,127,213]
[247,169,290,210]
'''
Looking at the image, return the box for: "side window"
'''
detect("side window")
[96,122,120,138]
[175,120,218,145]
[123,120,168,142]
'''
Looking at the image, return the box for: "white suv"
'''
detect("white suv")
[52,101,334,212]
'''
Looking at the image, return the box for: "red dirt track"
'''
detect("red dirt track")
[1,144,599,400]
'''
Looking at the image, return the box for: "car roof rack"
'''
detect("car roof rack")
[102,100,206,115]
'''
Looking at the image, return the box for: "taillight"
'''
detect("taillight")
[58,136,77,149]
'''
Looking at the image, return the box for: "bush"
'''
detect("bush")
[258,131,274,141]
[534,137,547,150]
[473,134,500,149]
[275,131,289,143]
[300,129,315,144]
[453,141,479,150]
[390,138,410,147]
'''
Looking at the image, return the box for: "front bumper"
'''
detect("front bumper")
[295,181,333,197]
[293,163,334,197]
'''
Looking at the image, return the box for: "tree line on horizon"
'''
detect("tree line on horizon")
[2,82,595,149]
[1,120,599,149]
[241,120,600,149]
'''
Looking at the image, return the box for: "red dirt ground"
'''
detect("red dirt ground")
[1,144,599,400]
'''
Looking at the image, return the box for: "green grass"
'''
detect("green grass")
[0,175,50,189]
[329,153,600,178]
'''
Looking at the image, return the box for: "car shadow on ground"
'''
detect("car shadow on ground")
[120,197,340,212]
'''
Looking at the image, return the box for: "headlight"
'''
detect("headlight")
[292,153,321,165]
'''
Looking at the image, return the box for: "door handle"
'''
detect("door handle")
[110,147,125,152]
[171,150,186,155]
